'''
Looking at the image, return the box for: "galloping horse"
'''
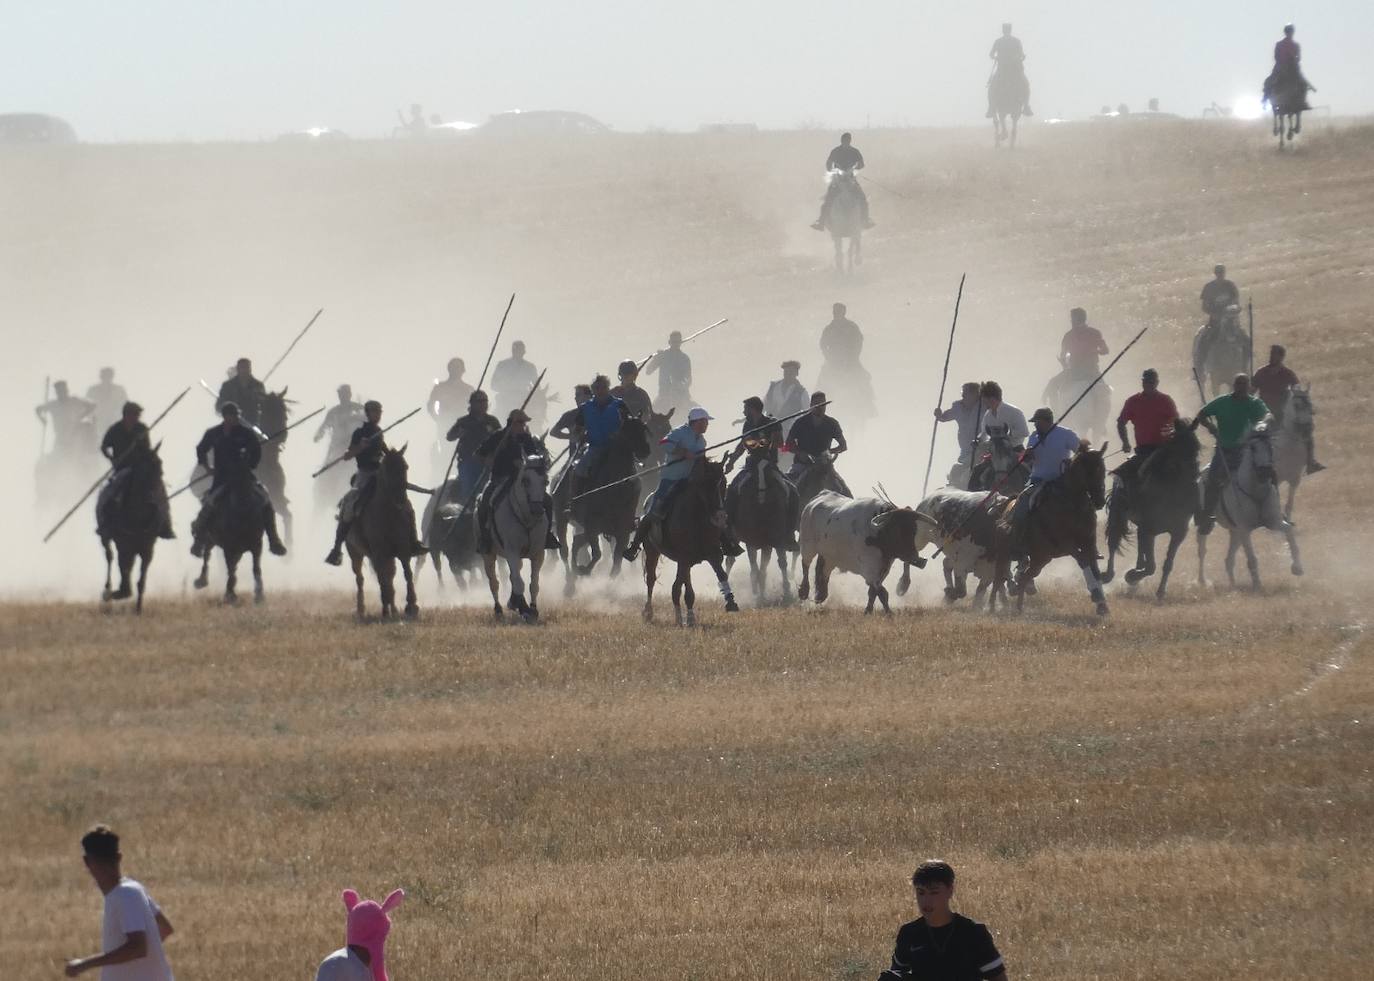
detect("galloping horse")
[482,452,551,621]
[1102,423,1200,601]
[347,445,421,619]
[1272,387,1316,523]
[1193,306,1249,397]
[823,170,864,274]
[1197,424,1302,590]
[99,446,168,614]
[641,458,740,625]
[727,454,796,601]
[192,470,271,604]
[1266,70,1312,147]
[569,415,651,579]
[257,388,294,547]
[1044,373,1112,443]
[988,67,1028,148]
[421,480,480,589]
[1000,442,1111,615]
[968,426,1028,495]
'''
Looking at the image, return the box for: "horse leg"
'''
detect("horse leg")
[252,547,264,604]
[1079,553,1109,616]
[224,550,239,604]
[1157,528,1184,602]
[1285,523,1303,578]
[351,551,367,619]
[814,556,830,605]
[758,546,771,596]
[527,550,543,621]
[833,235,843,272]
[776,547,793,602]
[194,549,210,590]
[1010,114,1018,149]
[707,556,739,613]
[135,547,151,614]
[609,531,624,579]
[484,553,503,619]
[746,546,761,597]
[1283,480,1296,523]
[642,549,659,622]
[1224,532,1240,588]
[865,585,877,614]
[1241,533,1261,591]
[505,554,529,617]
[671,572,685,626]
[401,557,419,619]
[101,540,114,601]
[1196,528,1209,585]
[798,552,812,601]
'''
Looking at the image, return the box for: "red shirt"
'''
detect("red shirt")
[1252,363,1298,412]
[1062,326,1107,370]
[1275,37,1300,66]
[1118,390,1178,447]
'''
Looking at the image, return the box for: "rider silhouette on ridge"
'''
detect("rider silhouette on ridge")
[811,133,874,231]
[987,23,1033,118]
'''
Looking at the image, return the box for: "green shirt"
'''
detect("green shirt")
[1200,394,1269,448]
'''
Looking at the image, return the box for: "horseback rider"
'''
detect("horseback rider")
[1058,308,1108,379]
[624,407,742,561]
[818,303,872,400]
[1201,264,1240,329]
[190,401,287,557]
[550,384,593,444]
[765,360,809,470]
[96,401,174,540]
[324,401,427,565]
[785,392,848,482]
[491,341,539,420]
[1252,344,1325,474]
[975,381,1029,447]
[725,397,799,551]
[1193,373,1273,535]
[932,381,984,486]
[475,409,560,553]
[987,22,1034,118]
[444,390,502,501]
[428,357,473,441]
[573,375,626,478]
[315,384,365,460]
[1265,24,1311,105]
[612,359,654,419]
[1113,368,1179,500]
[85,367,128,434]
[811,133,874,231]
[216,358,267,427]
[1008,407,1082,555]
[643,331,693,415]
[36,380,96,456]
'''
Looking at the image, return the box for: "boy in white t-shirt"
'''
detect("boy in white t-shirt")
[66,825,174,981]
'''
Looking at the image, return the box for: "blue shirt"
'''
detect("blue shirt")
[579,397,624,447]
[660,424,705,481]
[1026,426,1080,482]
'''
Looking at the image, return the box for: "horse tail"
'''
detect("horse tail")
[1105,486,1132,555]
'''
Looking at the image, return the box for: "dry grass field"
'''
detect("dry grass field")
[4,119,1374,979]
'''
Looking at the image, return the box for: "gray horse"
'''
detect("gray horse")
[346,446,422,620]
[823,170,864,274]
[1272,386,1316,523]
[1197,425,1302,590]
[482,452,550,621]
[1192,306,1249,397]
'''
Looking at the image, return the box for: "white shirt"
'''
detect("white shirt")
[978,401,1029,445]
[315,947,371,981]
[101,879,172,981]
[939,398,983,464]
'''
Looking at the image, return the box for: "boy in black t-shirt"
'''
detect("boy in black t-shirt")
[880,860,1008,981]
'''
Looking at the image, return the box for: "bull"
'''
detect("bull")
[911,488,1014,612]
[798,491,939,614]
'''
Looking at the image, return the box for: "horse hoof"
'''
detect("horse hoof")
[111,588,131,601]
[797,585,809,601]
[193,576,208,590]
[1096,602,1110,616]
[643,608,654,623]
[1099,570,1115,585]
[405,605,419,620]
[725,597,740,612]
[492,606,503,620]
[685,611,697,627]
[224,594,239,606]
[101,589,113,602]
[1123,569,1144,585]
[895,577,910,597]
[254,593,265,606]
[1291,563,1304,577]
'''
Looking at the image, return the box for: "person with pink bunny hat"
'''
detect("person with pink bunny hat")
[314,888,404,981]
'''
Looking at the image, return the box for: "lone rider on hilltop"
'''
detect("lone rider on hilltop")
[812,133,874,231]
[1265,24,1312,110]
[987,23,1034,118]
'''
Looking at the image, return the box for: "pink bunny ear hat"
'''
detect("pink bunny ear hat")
[343,888,405,981]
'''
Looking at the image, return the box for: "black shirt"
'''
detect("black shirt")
[884,914,1004,981]
[217,375,268,425]
[827,144,865,171]
[478,429,542,479]
[348,422,386,473]
[733,414,782,465]
[447,412,502,461]
[101,421,149,465]
[786,413,845,458]
[1201,278,1239,315]
[195,423,261,489]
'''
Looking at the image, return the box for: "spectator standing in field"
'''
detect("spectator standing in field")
[879,860,1008,981]
[315,888,405,981]
[65,825,174,980]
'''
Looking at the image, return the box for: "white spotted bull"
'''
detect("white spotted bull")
[798,491,939,614]
[907,488,1013,612]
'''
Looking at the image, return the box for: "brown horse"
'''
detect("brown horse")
[346,446,421,620]
[641,458,740,625]
[99,446,168,614]
[1001,442,1110,616]
[192,470,271,604]
[569,415,651,579]
[726,456,796,601]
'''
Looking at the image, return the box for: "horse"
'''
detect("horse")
[726,456,795,601]
[482,452,551,621]
[421,479,480,589]
[644,407,676,474]
[256,388,294,548]
[1272,386,1315,523]
[1102,423,1200,601]
[1044,372,1112,443]
[641,458,740,625]
[1000,442,1111,615]
[815,362,876,427]
[98,447,168,614]
[346,446,422,620]
[968,426,1028,495]
[823,170,864,274]
[1193,306,1249,397]
[1265,70,1312,147]
[989,67,1028,148]
[569,415,651,579]
[192,471,271,604]
[1196,425,1302,590]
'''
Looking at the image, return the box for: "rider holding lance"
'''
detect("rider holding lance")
[932,381,984,487]
[96,402,175,540]
[1193,373,1272,535]
[612,360,654,418]
[644,331,693,416]
[811,133,874,231]
[476,409,560,553]
[325,401,427,566]
[724,397,799,551]
[1008,407,1081,556]
[987,22,1033,118]
[445,390,501,501]
[217,358,268,427]
[785,392,850,493]
[1252,344,1325,474]
[190,401,288,558]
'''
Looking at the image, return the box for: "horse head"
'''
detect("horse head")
[518,452,549,504]
[380,445,409,487]
[258,388,292,435]
[1070,441,1109,509]
[1245,426,1276,478]
[618,414,652,461]
[1286,387,1315,437]
[646,408,674,442]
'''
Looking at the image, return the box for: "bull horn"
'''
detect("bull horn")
[914,510,940,526]
[869,507,907,530]
[1098,441,1108,455]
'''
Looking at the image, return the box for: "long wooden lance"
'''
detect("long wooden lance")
[571,400,832,502]
[927,327,1148,560]
[197,378,269,441]
[42,386,193,542]
[263,308,325,383]
[170,406,326,500]
[310,406,421,479]
[38,375,50,460]
[436,293,517,496]
[637,317,728,371]
[921,273,966,498]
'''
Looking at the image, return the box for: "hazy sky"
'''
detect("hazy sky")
[4,2,1369,140]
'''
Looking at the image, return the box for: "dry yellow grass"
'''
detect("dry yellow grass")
[5,120,1374,978]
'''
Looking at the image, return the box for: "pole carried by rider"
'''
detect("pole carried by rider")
[436,293,516,495]
[570,400,833,502]
[262,308,325,384]
[169,405,327,500]
[310,406,420,479]
[637,317,728,371]
[922,273,966,498]
[43,386,193,542]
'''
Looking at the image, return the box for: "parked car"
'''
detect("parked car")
[0,113,77,144]
[478,110,609,137]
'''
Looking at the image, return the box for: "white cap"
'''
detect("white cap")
[687,406,713,422]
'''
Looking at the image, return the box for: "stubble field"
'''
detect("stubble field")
[4,119,1374,978]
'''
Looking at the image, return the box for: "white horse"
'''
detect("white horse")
[482,453,550,621]
[1272,386,1316,523]
[1197,425,1302,590]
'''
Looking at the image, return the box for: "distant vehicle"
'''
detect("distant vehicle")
[478,110,610,137]
[699,123,760,135]
[276,127,350,142]
[427,119,481,137]
[0,113,77,144]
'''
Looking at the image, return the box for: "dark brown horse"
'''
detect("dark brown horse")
[257,388,294,547]
[99,446,168,614]
[569,415,651,579]
[347,446,420,620]
[192,470,271,604]
[727,457,796,601]
[421,479,480,589]
[641,458,740,625]
[1000,442,1110,615]
[1103,422,1200,601]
